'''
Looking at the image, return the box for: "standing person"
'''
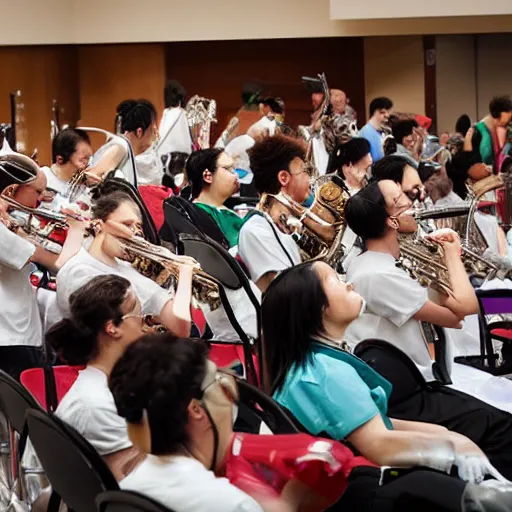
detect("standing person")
[238,135,310,292]
[466,96,512,172]
[359,97,394,162]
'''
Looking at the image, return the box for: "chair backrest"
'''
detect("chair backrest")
[476,289,512,316]
[26,409,118,512]
[354,339,427,407]
[0,370,42,435]
[20,365,83,412]
[236,378,299,435]
[181,234,262,386]
[97,490,174,512]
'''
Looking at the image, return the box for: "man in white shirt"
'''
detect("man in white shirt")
[238,135,309,292]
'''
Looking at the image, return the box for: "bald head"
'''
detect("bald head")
[331,89,347,115]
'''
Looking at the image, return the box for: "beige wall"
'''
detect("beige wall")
[1,0,512,45]
[435,35,477,134]
[364,36,425,118]
[476,35,512,119]
[330,0,512,20]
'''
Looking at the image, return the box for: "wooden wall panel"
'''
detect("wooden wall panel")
[78,44,165,149]
[0,46,79,165]
[165,37,365,139]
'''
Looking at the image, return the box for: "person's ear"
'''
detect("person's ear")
[188,399,206,421]
[277,170,290,188]
[136,127,144,139]
[387,216,399,230]
[104,319,122,339]
[203,169,213,185]
[56,155,64,165]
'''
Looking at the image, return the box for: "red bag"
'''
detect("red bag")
[225,433,375,504]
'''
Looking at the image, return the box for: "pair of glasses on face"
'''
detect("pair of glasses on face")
[121,312,164,331]
[201,369,240,404]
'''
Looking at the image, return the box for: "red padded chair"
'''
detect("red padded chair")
[20,365,84,412]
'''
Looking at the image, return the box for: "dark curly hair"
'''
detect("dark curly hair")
[489,96,512,119]
[46,275,131,365]
[248,134,306,195]
[109,333,208,455]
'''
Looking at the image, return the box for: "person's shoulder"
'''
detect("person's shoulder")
[359,123,374,136]
[239,213,269,235]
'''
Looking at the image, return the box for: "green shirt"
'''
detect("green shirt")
[195,203,245,248]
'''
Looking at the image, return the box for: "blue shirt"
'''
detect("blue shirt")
[359,123,385,162]
[273,342,393,440]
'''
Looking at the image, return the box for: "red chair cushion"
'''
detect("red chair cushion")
[491,328,512,340]
[209,343,260,383]
[20,365,84,411]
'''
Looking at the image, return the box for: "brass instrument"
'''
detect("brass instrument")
[185,96,217,149]
[256,174,349,267]
[111,231,221,311]
[1,196,80,254]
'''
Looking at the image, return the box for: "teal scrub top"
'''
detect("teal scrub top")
[273,342,393,440]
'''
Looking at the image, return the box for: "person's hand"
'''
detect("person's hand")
[426,228,461,258]
[455,454,511,484]
[60,206,89,231]
[102,219,135,239]
[83,171,103,186]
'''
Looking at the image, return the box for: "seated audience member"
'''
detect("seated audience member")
[47,274,146,480]
[56,191,193,337]
[0,155,86,379]
[391,118,423,161]
[238,135,310,292]
[40,128,93,211]
[262,262,509,510]
[110,332,429,512]
[344,180,512,413]
[109,334,267,512]
[187,148,243,249]
[359,97,393,163]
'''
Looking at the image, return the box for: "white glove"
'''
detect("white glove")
[455,454,511,484]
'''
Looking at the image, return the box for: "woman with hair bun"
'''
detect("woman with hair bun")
[48,273,149,480]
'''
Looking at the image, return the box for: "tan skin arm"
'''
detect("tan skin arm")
[159,265,193,338]
[497,225,509,257]
[86,144,126,180]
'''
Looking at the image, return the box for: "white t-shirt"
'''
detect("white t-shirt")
[345,250,438,380]
[40,165,92,213]
[56,248,173,318]
[91,138,136,185]
[135,147,163,186]
[121,455,262,512]
[56,366,131,455]
[0,224,42,347]
[157,108,193,157]
[238,214,301,283]
[198,284,261,342]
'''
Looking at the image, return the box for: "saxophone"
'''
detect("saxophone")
[104,227,221,311]
[256,174,349,267]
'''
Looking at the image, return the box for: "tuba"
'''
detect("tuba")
[256,174,349,267]
[101,222,221,311]
[185,95,217,149]
[215,116,240,149]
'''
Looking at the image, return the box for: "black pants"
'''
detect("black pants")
[329,467,466,512]
[0,346,46,381]
[389,385,512,480]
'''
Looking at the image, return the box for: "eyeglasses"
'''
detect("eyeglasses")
[201,369,240,404]
[121,312,165,331]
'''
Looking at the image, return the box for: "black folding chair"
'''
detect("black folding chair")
[26,409,119,512]
[0,370,45,503]
[235,378,299,435]
[97,490,175,512]
[180,233,262,386]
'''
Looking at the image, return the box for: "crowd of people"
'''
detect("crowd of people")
[1,78,512,511]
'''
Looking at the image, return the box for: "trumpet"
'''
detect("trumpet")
[99,221,221,311]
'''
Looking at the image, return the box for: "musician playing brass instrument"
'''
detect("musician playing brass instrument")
[0,154,86,380]
[56,191,194,338]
